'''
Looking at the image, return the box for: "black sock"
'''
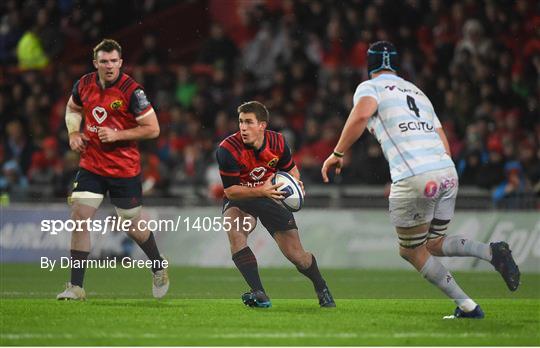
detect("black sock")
[232,247,264,292]
[297,255,327,292]
[70,249,90,287]
[137,232,164,273]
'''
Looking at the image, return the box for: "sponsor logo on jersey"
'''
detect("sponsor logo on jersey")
[267,158,278,168]
[398,121,434,133]
[240,181,264,188]
[249,167,267,181]
[384,85,424,96]
[92,106,108,124]
[86,125,98,133]
[110,100,123,110]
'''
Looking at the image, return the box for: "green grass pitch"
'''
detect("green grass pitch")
[1,264,539,346]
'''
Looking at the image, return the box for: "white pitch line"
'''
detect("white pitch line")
[0,331,503,340]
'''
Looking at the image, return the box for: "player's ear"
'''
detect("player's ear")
[92,59,98,69]
[118,58,123,68]
[260,121,267,130]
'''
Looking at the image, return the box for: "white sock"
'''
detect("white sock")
[420,255,477,312]
[442,236,491,261]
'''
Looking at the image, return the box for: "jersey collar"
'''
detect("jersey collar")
[245,133,267,156]
[95,72,123,89]
[373,73,401,80]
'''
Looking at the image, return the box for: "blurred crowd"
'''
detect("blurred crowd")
[1,0,539,208]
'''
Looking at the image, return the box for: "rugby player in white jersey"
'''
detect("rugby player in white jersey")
[321,41,520,319]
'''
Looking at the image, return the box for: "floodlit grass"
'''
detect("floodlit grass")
[1,264,539,345]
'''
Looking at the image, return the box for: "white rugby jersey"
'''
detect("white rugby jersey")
[353,73,454,182]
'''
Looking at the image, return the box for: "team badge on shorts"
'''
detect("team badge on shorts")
[424,181,438,197]
[110,100,123,110]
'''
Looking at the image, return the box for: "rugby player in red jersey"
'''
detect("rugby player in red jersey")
[216,101,335,308]
[57,39,169,300]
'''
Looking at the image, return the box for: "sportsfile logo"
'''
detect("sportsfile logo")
[40,216,253,235]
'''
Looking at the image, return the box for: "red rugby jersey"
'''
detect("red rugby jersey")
[71,72,152,178]
[216,130,295,188]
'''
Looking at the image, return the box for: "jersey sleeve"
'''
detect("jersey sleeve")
[129,88,153,117]
[433,113,442,128]
[277,140,295,171]
[71,80,82,106]
[216,146,241,188]
[353,81,379,105]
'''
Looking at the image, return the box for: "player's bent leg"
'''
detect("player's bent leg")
[57,193,101,300]
[427,218,491,260]
[273,229,311,268]
[396,224,483,318]
[116,206,169,298]
[426,219,520,291]
[224,207,269,307]
[224,207,255,254]
[273,229,335,307]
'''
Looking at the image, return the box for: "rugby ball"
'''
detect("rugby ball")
[271,171,304,212]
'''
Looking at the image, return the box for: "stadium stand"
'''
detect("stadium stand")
[0,0,539,209]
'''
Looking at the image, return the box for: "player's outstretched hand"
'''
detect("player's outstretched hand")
[68,132,89,153]
[321,154,343,183]
[98,127,118,143]
[260,177,285,200]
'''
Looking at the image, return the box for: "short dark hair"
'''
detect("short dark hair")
[93,39,122,60]
[237,101,269,122]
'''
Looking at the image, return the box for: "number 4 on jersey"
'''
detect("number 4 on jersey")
[407,95,420,118]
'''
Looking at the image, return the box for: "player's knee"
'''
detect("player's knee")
[114,206,142,221]
[428,218,449,239]
[70,191,103,212]
[398,247,412,262]
[71,205,95,222]
[397,230,427,251]
[426,236,444,254]
[397,230,427,263]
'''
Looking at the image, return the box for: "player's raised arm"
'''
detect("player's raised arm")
[436,127,451,156]
[321,96,378,183]
[65,95,88,152]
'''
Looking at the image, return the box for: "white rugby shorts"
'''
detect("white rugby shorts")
[389,166,458,227]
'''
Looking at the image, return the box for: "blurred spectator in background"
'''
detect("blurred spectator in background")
[55,150,78,197]
[0,160,29,198]
[3,119,34,175]
[476,137,506,190]
[0,4,24,65]
[198,23,237,72]
[493,161,534,209]
[27,136,62,185]
[16,28,49,69]
[0,0,538,208]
